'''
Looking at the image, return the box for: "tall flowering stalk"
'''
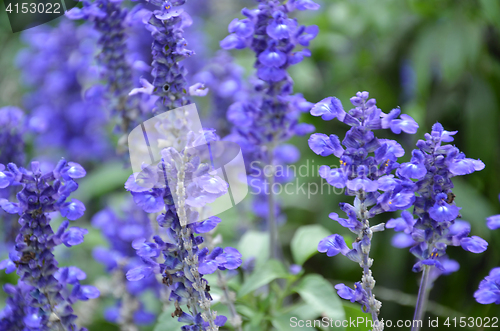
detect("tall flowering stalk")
[0,160,99,330]
[220,0,319,259]
[135,0,195,112]
[310,92,419,330]
[384,123,487,329]
[16,21,109,163]
[125,108,241,331]
[67,0,147,148]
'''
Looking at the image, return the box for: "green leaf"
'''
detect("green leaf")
[291,224,331,265]
[273,313,317,331]
[238,259,287,297]
[287,303,324,321]
[238,231,269,268]
[294,274,345,322]
[343,303,371,331]
[154,311,182,331]
[74,161,131,203]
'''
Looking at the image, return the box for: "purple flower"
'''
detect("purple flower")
[61,226,88,247]
[389,114,419,134]
[310,91,420,319]
[220,247,242,270]
[319,166,347,188]
[131,190,165,213]
[126,266,154,282]
[389,122,487,279]
[391,233,416,248]
[310,97,345,121]
[335,283,370,311]
[60,199,86,221]
[474,268,500,305]
[318,234,350,257]
[193,216,222,233]
[0,159,97,330]
[294,0,320,11]
[487,214,500,230]
[397,150,427,179]
[429,193,460,222]
[386,211,415,232]
[448,158,485,176]
[289,264,302,275]
[460,236,488,253]
[329,212,362,234]
[308,134,343,157]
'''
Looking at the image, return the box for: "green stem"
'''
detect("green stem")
[411,265,432,331]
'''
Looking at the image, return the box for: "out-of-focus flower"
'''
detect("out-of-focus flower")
[474,267,500,305]
[17,21,110,163]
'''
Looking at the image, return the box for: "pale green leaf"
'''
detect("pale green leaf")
[294,274,345,322]
[291,225,331,265]
[238,259,287,297]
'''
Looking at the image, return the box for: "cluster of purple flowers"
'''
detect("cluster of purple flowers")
[124,126,242,330]
[67,0,154,143]
[0,159,99,330]
[17,21,110,163]
[131,0,196,113]
[386,123,487,272]
[220,0,319,258]
[311,91,419,327]
[91,204,159,327]
[221,0,318,154]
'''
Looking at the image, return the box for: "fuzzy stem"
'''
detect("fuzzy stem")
[358,196,383,331]
[411,265,432,331]
[216,269,243,331]
[175,150,218,330]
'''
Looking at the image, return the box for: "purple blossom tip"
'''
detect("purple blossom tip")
[318,234,350,257]
[310,97,345,121]
[460,236,488,253]
[126,266,153,281]
[308,133,343,157]
[194,216,221,233]
[60,199,86,220]
[220,34,246,50]
[294,0,320,10]
[61,227,88,247]
[486,215,500,230]
[474,268,500,304]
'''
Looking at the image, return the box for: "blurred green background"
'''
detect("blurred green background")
[1,0,499,329]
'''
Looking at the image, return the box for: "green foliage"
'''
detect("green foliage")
[293,274,345,322]
[291,224,331,265]
[238,260,287,297]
